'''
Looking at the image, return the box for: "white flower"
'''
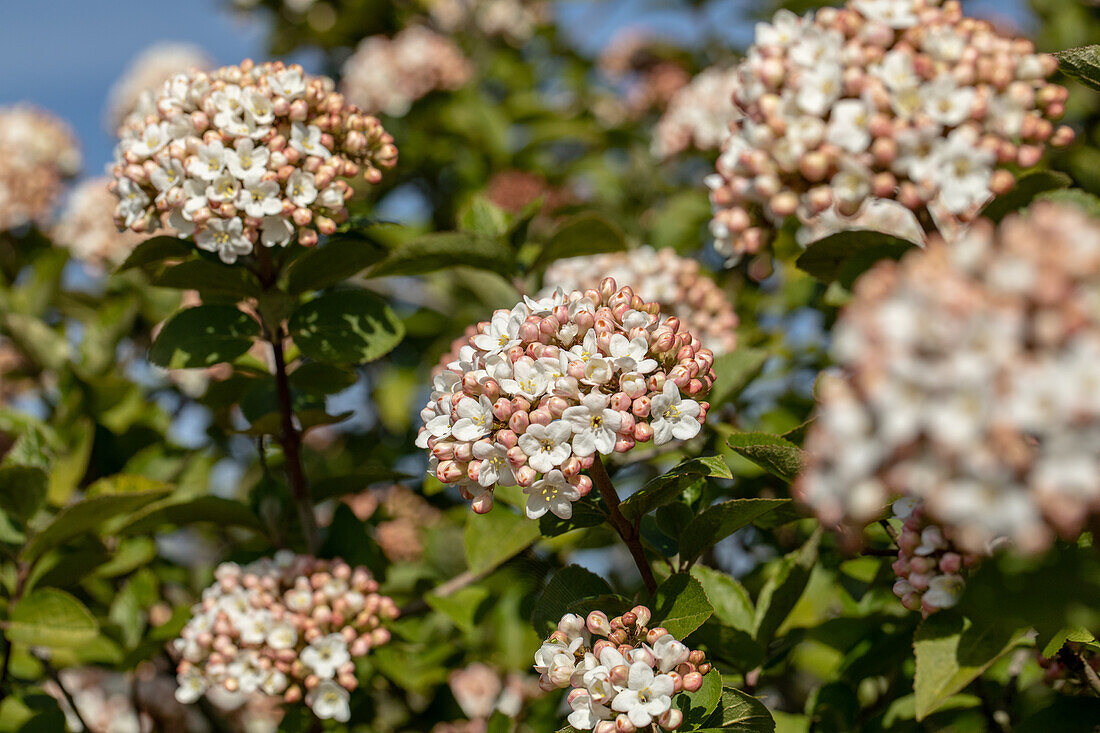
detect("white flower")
[300,633,350,679]
[650,380,702,445]
[473,306,525,354]
[195,217,252,263]
[286,169,318,207]
[568,689,612,730]
[188,139,226,181]
[225,138,269,180]
[307,680,351,722]
[266,620,298,650]
[261,215,294,247]
[562,393,622,457]
[473,441,516,487]
[830,166,873,211]
[892,496,920,521]
[268,68,306,99]
[533,641,571,675]
[518,421,573,473]
[651,634,690,673]
[922,78,975,127]
[923,575,965,609]
[524,469,581,520]
[932,128,994,214]
[610,662,675,728]
[207,174,241,204]
[796,64,843,117]
[318,184,345,210]
[150,159,186,195]
[754,9,801,47]
[872,50,918,92]
[854,0,918,28]
[237,179,282,218]
[582,356,614,386]
[451,395,495,443]
[290,122,332,160]
[915,526,949,556]
[175,667,206,704]
[501,358,548,399]
[133,121,170,157]
[261,668,288,695]
[826,99,872,153]
[607,334,657,374]
[243,87,274,125]
[115,177,150,227]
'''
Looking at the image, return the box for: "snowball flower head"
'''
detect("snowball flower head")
[706,0,1073,264]
[540,246,739,356]
[533,606,709,731]
[109,59,397,263]
[171,553,398,721]
[418,279,714,520]
[0,105,81,231]
[796,202,1100,556]
[340,26,473,117]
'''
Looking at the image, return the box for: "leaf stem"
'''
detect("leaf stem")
[589,455,657,595]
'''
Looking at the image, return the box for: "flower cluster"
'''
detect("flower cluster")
[433,663,540,731]
[172,552,398,722]
[534,607,712,731]
[540,247,739,356]
[108,59,397,263]
[53,178,146,269]
[485,170,573,216]
[45,666,203,733]
[653,66,739,159]
[706,0,1073,263]
[426,0,546,44]
[889,497,976,616]
[417,280,714,520]
[340,27,473,118]
[107,42,212,131]
[598,32,691,119]
[795,202,1100,555]
[0,105,80,231]
[342,484,443,563]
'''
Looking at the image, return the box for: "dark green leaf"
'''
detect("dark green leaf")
[117,496,265,534]
[795,230,915,286]
[149,305,260,369]
[691,566,755,633]
[533,213,626,271]
[680,499,790,563]
[117,235,193,271]
[288,289,405,365]
[753,530,821,645]
[369,232,515,278]
[1016,697,1100,733]
[653,573,713,639]
[284,235,388,294]
[463,507,540,575]
[153,259,261,298]
[288,362,358,395]
[1055,44,1100,91]
[620,457,732,521]
[311,468,409,502]
[677,669,722,727]
[8,588,98,648]
[0,466,47,520]
[725,433,804,483]
[531,565,613,636]
[979,170,1072,223]
[703,686,775,731]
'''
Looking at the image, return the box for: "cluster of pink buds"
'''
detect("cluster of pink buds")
[0,105,81,231]
[171,552,398,722]
[340,26,473,118]
[108,59,397,263]
[889,497,977,616]
[541,246,739,356]
[533,607,712,731]
[342,484,443,563]
[796,202,1100,556]
[706,0,1074,264]
[417,280,714,520]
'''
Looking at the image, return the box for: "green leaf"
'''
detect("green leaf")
[533,212,626,271]
[0,466,47,520]
[7,588,98,648]
[288,289,405,365]
[22,484,172,561]
[117,235,192,271]
[677,669,723,728]
[707,348,769,409]
[691,566,755,633]
[753,530,821,645]
[795,230,915,286]
[426,585,492,633]
[653,573,713,639]
[149,305,260,369]
[620,457,732,521]
[531,565,613,636]
[704,686,776,731]
[288,362,358,395]
[725,433,804,483]
[153,259,261,298]
[459,196,511,238]
[679,499,790,563]
[369,232,515,278]
[1040,627,1097,658]
[463,507,541,575]
[649,190,712,254]
[284,234,388,294]
[1056,44,1100,91]
[979,170,1072,223]
[913,611,1026,721]
[116,496,265,534]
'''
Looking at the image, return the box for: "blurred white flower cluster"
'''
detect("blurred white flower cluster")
[431,663,541,731]
[796,202,1100,556]
[418,279,714,520]
[0,105,80,231]
[52,177,146,269]
[340,26,473,117]
[106,42,213,131]
[706,0,1073,263]
[534,607,711,731]
[653,65,739,159]
[426,0,546,43]
[109,59,397,262]
[172,552,398,722]
[540,246,739,356]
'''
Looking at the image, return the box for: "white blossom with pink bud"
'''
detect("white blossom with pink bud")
[706,0,1074,264]
[170,552,398,721]
[418,279,715,520]
[108,59,397,263]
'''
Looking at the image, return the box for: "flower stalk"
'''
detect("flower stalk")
[589,455,657,595]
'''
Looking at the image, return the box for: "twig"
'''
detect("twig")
[878,519,899,545]
[589,456,658,595]
[40,657,93,733]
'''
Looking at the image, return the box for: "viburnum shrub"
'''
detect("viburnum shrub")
[6,1,1100,731]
